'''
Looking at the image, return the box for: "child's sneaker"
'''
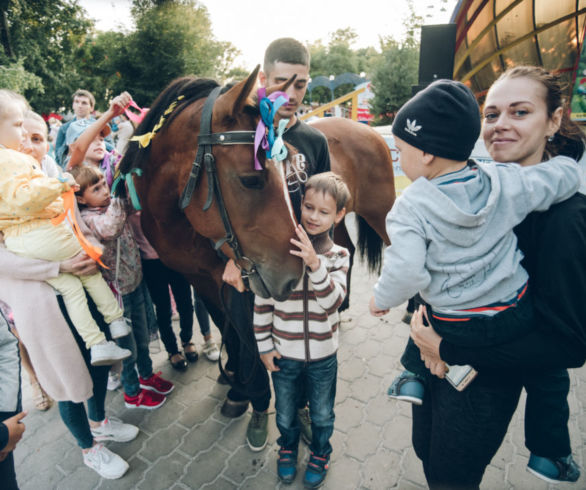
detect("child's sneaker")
[277,447,298,484]
[527,453,581,483]
[203,339,220,361]
[303,452,329,488]
[107,372,121,391]
[83,443,129,479]
[124,389,166,410]
[139,371,174,395]
[90,417,139,442]
[90,341,131,366]
[387,370,425,405]
[109,317,131,339]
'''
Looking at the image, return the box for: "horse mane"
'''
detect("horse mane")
[119,76,220,174]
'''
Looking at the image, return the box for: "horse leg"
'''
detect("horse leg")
[334,219,355,312]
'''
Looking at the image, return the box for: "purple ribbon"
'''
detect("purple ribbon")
[254,87,289,170]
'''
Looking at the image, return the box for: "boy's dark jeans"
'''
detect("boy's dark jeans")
[272,354,337,457]
[401,291,572,459]
[401,290,534,378]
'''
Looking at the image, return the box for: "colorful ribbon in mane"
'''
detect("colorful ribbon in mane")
[111,168,143,211]
[254,88,290,170]
[124,100,149,125]
[130,95,185,148]
[51,189,108,268]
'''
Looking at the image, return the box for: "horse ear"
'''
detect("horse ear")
[215,65,261,118]
[265,74,297,96]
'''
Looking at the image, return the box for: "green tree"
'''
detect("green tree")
[0,58,43,93]
[0,0,93,113]
[369,1,422,124]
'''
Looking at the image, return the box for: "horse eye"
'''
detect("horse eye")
[240,175,264,190]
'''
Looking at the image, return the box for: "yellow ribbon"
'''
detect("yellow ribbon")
[130,95,185,148]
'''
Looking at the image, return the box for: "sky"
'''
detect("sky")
[79,0,458,70]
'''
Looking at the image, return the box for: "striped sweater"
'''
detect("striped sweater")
[254,234,350,362]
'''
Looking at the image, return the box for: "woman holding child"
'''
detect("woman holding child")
[406,67,586,488]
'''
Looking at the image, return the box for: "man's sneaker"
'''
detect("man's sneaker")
[139,371,174,395]
[83,443,129,479]
[246,410,268,451]
[91,417,139,442]
[108,317,131,339]
[124,389,166,410]
[387,370,425,405]
[90,341,131,366]
[107,372,121,391]
[298,407,312,445]
[527,453,581,483]
[303,452,329,488]
[203,339,220,361]
[277,447,298,484]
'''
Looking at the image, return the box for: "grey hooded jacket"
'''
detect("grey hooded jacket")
[374,156,580,313]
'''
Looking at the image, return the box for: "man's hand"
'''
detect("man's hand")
[260,350,281,372]
[222,259,246,292]
[59,252,98,276]
[410,305,442,358]
[369,296,389,317]
[422,353,448,379]
[2,411,27,454]
[289,224,320,271]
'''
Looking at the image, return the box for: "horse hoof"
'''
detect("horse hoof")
[221,398,249,418]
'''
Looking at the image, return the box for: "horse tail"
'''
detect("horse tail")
[356,214,383,274]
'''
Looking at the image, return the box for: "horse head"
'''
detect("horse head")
[124,68,303,301]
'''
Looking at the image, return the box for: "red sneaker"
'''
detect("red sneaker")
[124,389,165,410]
[139,371,174,395]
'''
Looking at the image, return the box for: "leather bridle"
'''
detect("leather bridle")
[178,86,269,294]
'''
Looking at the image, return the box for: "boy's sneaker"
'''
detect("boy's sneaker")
[139,371,174,395]
[107,372,121,391]
[387,370,425,405]
[124,389,166,410]
[108,317,131,339]
[246,410,268,451]
[91,417,139,442]
[90,341,131,366]
[527,453,581,483]
[83,443,129,479]
[298,407,312,445]
[203,339,220,361]
[277,447,298,484]
[303,452,329,488]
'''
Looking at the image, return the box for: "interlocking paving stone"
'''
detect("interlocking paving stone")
[13,244,586,489]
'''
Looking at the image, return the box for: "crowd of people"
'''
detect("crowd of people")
[0,35,584,490]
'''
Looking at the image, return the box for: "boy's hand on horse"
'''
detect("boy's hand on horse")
[260,350,281,372]
[369,296,389,317]
[290,224,320,272]
[222,259,246,292]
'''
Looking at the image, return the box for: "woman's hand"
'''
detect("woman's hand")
[59,252,98,276]
[410,305,442,358]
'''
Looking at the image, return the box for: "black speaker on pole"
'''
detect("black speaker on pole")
[413,23,457,95]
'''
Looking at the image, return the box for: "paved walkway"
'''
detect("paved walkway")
[14,250,586,489]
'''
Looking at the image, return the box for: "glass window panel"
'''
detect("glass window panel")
[535,0,573,25]
[537,20,578,71]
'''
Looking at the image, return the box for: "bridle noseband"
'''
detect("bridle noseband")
[178,86,263,285]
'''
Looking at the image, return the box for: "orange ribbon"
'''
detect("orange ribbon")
[51,189,108,268]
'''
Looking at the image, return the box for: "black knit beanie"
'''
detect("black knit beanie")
[392,80,480,161]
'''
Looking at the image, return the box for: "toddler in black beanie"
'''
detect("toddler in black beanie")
[368,79,580,405]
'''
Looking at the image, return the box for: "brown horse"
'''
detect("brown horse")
[119,67,303,324]
[119,69,395,322]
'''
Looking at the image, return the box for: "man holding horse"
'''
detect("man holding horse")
[221,37,332,452]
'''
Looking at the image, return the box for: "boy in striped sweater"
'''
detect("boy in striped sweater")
[254,172,350,488]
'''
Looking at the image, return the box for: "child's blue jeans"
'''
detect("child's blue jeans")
[272,354,337,457]
[117,280,154,396]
